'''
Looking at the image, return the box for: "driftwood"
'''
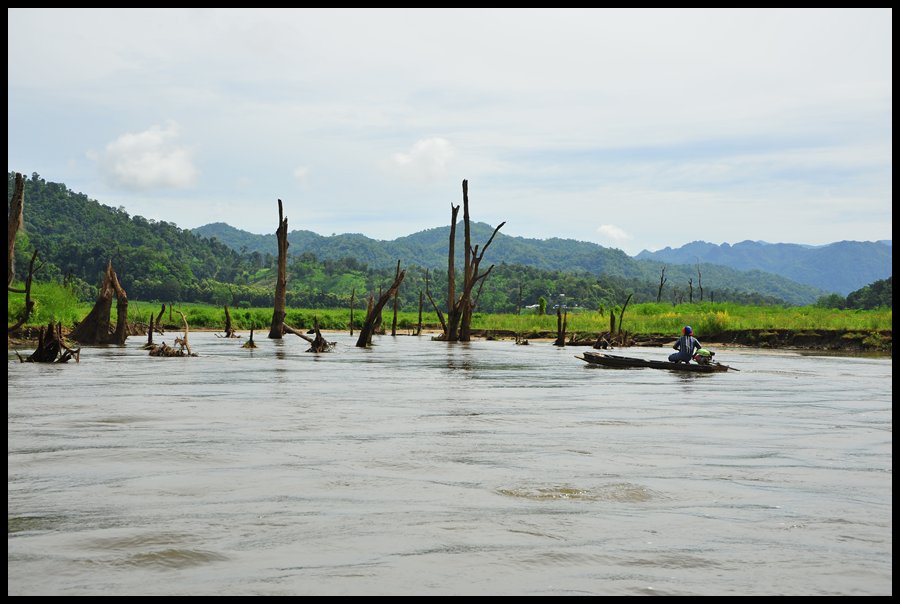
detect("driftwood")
[16,321,80,363]
[356,268,406,347]
[268,199,289,339]
[283,320,334,352]
[71,260,129,345]
[148,311,197,357]
[242,328,258,349]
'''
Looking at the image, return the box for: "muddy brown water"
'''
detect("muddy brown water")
[8,334,892,595]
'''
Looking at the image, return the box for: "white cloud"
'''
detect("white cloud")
[292,165,310,187]
[392,137,455,181]
[597,224,632,242]
[99,122,197,190]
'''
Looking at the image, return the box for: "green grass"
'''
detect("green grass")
[8,292,893,335]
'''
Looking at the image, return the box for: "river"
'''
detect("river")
[7,333,893,595]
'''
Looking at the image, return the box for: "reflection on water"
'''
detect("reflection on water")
[8,334,892,595]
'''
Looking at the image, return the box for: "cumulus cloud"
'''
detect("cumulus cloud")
[597,224,632,242]
[392,137,455,181]
[293,165,310,187]
[99,122,197,190]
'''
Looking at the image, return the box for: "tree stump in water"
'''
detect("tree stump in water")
[242,328,258,349]
[283,320,334,352]
[16,321,80,363]
[70,260,129,345]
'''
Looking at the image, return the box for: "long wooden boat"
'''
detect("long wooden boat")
[575,351,734,373]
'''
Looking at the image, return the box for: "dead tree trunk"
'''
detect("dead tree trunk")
[143,315,156,349]
[155,304,166,333]
[282,319,334,352]
[688,278,694,304]
[610,311,616,335]
[697,261,703,302]
[7,172,24,290]
[221,305,239,338]
[349,287,356,336]
[71,260,128,345]
[269,198,289,339]
[391,260,400,336]
[424,269,448,336]
[417,291,424,336]
[242,328,258,349]
[442,180,504,342]
[356,268,406,347]
[656,266,667,303]
[8,250,39,333]
[617,293,633,336]
[554,306,567,347]
[17,321,80,363]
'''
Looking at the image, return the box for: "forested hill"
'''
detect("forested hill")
[9,173,253,300]
[10,172,826,306]
[194,222,826,305]
[636,240,892,295]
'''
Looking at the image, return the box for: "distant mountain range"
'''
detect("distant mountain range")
[636,240,892,295]
[193,222,830,305]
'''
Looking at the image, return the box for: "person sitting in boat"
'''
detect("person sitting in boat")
[669,325,701,363]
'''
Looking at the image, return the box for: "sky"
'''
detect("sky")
[7,8,892,255]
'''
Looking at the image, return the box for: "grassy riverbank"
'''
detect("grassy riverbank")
[9,285,891,337]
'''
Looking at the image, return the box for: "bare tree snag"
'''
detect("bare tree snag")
[697,260,704,302]
[268,198,288,339]
[609,311,616,335]
[356,268,406,347]
[441,180,504,342]
[391,260,400,336]
[143,315,156,349]
[242,328,258,349]
[424,269,448,336]
[71,260,128,345]
[218,305,240,338]
[349,287,356,336]
[155,304,166,334]
[688,278,694,304]
[7,172,24,290]
[617,293,633,336]
[17,321,80,363]
[8,250,39,334]
[417,291,424,336]
[554,306,568,347]
[657,266,667,303]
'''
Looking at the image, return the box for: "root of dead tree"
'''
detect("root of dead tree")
[283,321,335,352]
[16,321,80,363]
